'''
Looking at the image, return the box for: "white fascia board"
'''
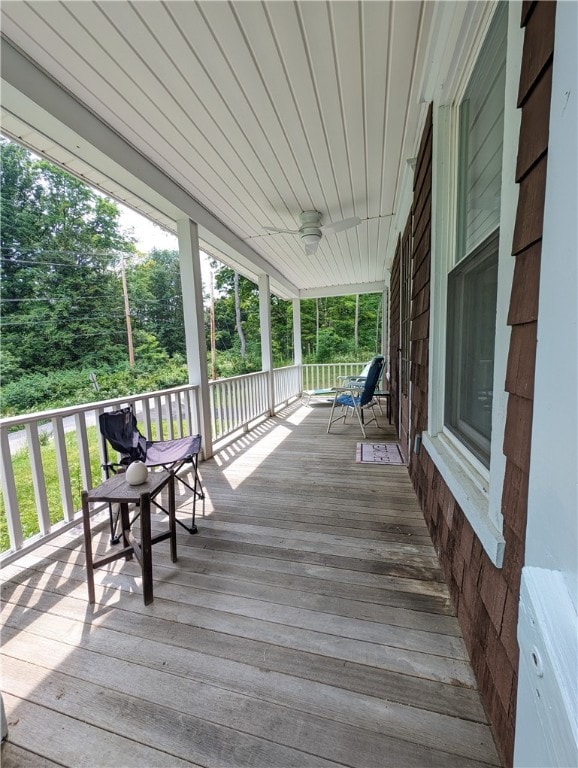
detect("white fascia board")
[0,40,298,299]
[299,281,386,300]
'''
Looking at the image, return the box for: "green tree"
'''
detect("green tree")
[127,248,186,359]
[0,139,136,379]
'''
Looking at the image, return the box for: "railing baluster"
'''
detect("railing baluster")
[25,422,51,536]
[228,381,233,431]
[233,380,238,429]
[166,394,175,439]
[0,427,24,551]
[74,412,93,492]
[217,383,225,439]
[176,392,184,437]
[184,390,193,436]
[154,396,163,439]
[142,399,152,438]
[52,416,75,522]
[95,407,109,483]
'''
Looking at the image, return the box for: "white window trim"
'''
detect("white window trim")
[426,2,524,567]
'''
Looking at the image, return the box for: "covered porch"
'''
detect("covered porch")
[1,402,499,768]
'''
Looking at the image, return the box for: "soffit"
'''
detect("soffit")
[0,0,432,297]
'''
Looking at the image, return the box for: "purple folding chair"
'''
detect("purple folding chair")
[99,406,203,541]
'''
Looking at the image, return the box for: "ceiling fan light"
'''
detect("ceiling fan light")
[302,231,321,246]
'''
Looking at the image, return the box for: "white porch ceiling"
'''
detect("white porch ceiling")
[0,0,435,298]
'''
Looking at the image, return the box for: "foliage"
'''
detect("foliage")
[300,294,383,363]
[0,361,188,416]
[127,248,186,357]
[0,138,136,381]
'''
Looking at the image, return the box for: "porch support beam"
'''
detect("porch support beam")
[292,298,302,367]
[177,218,213,459]
[259,274,274,415]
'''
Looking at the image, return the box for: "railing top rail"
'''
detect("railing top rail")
[302,362,366,367]
[208,370,269,385]
[0,383,199,428]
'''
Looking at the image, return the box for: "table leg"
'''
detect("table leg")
[140,492,153,605]
[81,490,95,605]
[120,503,133,560]
[168,473,177,563]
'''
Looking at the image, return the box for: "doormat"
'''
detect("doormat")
[356,442,404,465]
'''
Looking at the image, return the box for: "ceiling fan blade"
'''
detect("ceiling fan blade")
[305,239,320,256]
[263,226,300,235]
[322,216,361,234]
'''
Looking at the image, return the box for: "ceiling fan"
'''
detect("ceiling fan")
[263,210,361,255]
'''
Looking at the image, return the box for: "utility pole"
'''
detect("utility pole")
[120,253,135,368]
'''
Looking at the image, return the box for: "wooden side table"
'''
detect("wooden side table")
[374,391,392,424]
[81,469,176,605]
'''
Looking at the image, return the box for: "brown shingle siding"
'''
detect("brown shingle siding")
[512,154,548,253]
[516,64,553,180]
[507,243,541,325]
[503,394,534,471]
[389,240,401,434]
[409,106,432,450]
[517,1,556,107]
[505,322,538,398]
[501,462,529,539]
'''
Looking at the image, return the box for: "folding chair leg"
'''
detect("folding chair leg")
[352,404,367,439]
[153,459,203,534]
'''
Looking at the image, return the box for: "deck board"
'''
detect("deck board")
[0,402,501,767]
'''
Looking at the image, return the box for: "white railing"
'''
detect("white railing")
[208,371,269,442]
[0,384,200,565]
[0,363,353,563]
[273,365,301,408]
[301,362,367,391]
[208,365,302,443]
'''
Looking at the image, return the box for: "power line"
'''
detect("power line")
[1,246,138,258]
[0,295,182,304]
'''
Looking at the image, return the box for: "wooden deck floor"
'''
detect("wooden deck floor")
[0,401,501,768]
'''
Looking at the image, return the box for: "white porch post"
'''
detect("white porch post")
[382,287,389,369]
[292,297,303,394]
[259,274,274,415]
[177,218,213,459]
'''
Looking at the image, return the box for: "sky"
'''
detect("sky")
[118,205,178,252]
[119,204,215,286]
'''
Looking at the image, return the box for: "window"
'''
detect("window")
[444,4,507,467]
[446,232,498,465]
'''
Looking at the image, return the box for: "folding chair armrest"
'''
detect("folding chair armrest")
[333,384,363,395]
[101,461,125,477]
